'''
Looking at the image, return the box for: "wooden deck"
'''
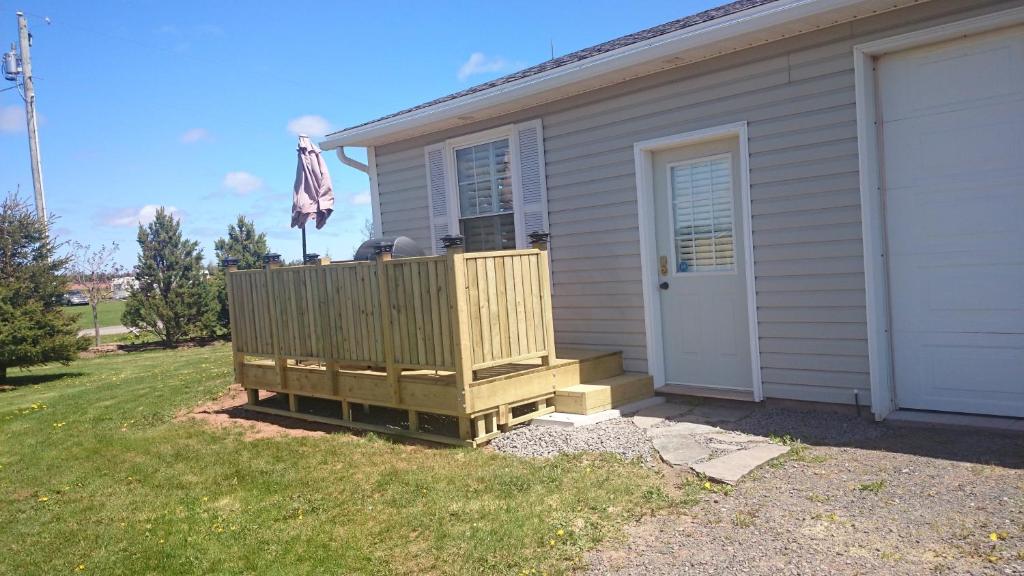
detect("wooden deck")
[226,243,626,445]
[237,349,625,446]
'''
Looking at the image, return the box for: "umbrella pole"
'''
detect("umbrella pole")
[301,224,307,263]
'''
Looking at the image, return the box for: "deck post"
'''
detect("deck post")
[221,257,247,392]
[374,242,401,403]
[529,232,557,366]
[263,253,288,393]
[443,235,475,420]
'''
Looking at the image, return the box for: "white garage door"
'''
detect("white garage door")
[878,25,1024,417]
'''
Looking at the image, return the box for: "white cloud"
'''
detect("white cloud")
[457,52,517,81]
[0,105,24,133]
[349,190,371,205]
[103,205,180,227]
[179,128,210,143]
[222,171,263,195]
[286,115,332,138]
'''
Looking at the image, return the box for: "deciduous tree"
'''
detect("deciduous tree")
[70,242,125,347]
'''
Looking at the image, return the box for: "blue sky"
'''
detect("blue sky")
[0,0,719,268]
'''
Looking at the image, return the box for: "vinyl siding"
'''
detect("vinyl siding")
[371,0,1018,405]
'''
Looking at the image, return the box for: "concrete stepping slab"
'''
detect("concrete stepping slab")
[531,396,664,428]
[707,442,743,452]
[690,443,790,485]
[651,433,711,467]
[632,402,694,429]
[706,432,769,444]
[686,404,755,423]
[646,421,721,437]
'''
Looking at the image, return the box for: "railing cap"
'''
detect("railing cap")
[303,253,321,265]
[220,257,240,269]
[263,252,282,264]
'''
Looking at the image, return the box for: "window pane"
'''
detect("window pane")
[670,156,735,273]
[461,213,516,252]
[455,138,513,218]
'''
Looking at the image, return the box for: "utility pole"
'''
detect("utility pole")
[16,12,45,221]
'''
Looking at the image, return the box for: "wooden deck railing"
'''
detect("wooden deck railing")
[225,245,555,385]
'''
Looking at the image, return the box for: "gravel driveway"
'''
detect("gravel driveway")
[584,406,1024,576]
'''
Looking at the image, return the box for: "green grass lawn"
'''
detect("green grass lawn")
[63,299,127,331]
[0,345,679,575]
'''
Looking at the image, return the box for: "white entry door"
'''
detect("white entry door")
[652,137,754,393]
[878,25,1024,417]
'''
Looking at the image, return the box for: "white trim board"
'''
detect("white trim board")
[853,6,1024,421]
[633,121,762,401]
[367,146,383,238]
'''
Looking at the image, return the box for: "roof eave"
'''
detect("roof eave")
[319,0,879,149]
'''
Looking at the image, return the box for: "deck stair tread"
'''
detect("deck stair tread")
[554,372,654,415]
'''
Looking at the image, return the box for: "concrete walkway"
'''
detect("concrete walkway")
[633,402,788,484]
[78,325,132,337]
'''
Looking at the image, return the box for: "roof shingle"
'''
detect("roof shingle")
[329,0,779,137]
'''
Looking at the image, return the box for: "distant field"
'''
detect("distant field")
[63,299,126,330]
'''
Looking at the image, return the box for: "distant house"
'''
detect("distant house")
[110,276,137,300]
[321,0,1024,420]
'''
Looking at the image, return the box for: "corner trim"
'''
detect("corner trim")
[367,146,383,238]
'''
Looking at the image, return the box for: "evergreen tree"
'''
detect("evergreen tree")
[211,215,269,334]
[213,215,268,270]
[122,207,216,345]
[0,195,86,382]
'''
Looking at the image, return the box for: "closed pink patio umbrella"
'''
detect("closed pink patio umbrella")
[291,135,335,260]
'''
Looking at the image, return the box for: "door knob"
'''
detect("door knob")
[659,281,669,290]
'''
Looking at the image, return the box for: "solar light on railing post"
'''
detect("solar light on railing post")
[528,231,550,252]
[263,252,282,270]
[220,257,240,272]
[441,234,465,255]
[374,241,395,262]
[303,253,321,266]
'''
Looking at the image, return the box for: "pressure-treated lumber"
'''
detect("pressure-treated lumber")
[225,248,641,445]
[554,373,655,415]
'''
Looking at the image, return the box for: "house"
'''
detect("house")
[320,0,1024,421]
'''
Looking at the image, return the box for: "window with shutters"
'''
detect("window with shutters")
[669,154,735,274]
[454,137,516,252]
[427,120,547,255]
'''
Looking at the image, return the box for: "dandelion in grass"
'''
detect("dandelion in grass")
[37,495,48,502]
[74,564,85,572]
[556,529,564,537]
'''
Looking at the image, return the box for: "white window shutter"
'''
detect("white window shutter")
[424,143,451,255]
[514,119,549,248]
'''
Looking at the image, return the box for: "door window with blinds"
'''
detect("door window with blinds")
[455,138,516,252]
[668,154,736,274]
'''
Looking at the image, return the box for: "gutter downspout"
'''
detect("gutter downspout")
[336,147,368,173]
[333,146,382,240]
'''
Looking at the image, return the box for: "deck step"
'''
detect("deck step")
[553,349,624,387]
[553,373,654,415]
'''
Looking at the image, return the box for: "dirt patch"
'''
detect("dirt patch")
[179,384,343,440]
